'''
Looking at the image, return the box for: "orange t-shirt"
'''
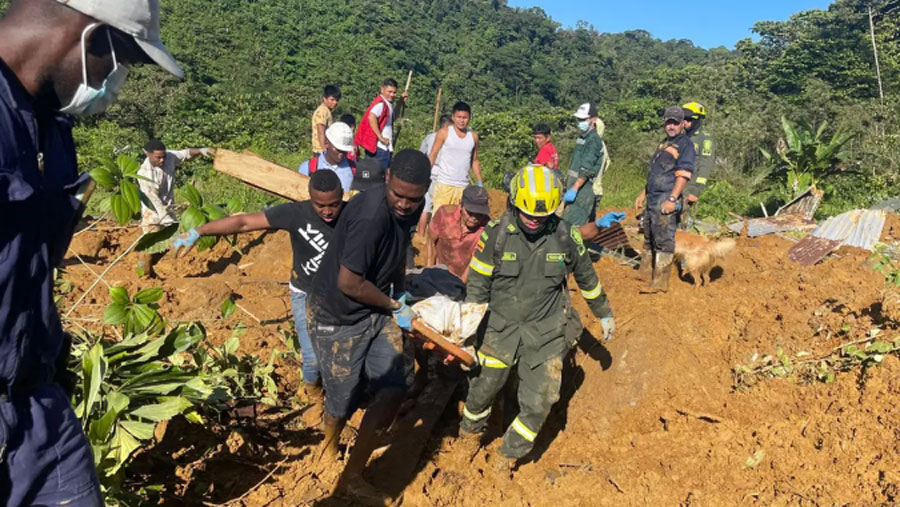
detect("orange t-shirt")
[429,204,484,280]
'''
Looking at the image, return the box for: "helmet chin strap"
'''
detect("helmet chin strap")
[686,118,703,136]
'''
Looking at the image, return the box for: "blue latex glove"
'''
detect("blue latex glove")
[600,317,615,341]
[477,180,483,188]
[563,188,578,203]
[393,299,417,331]
[595,212,626,228]
[173,228,201,251]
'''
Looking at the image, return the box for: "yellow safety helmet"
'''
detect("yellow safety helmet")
[682,102,707,120]
[511,164,562,217]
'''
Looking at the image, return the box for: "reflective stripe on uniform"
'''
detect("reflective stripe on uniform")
[581,282,603,300]
[477,351,508,369]
[696,177,707,185]
[663,146,680,159]
[674,169,691,180]
[464,405,492,422]
[469,257,494,276]
[510,417,536,442]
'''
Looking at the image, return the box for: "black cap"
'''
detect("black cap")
[662,106,685,123]
[351,158,385,192]
[462,185,491,217]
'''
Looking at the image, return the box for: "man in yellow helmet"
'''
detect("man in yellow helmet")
[681,102,715,228]
[460,164,615,473]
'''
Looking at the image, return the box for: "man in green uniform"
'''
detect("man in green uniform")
[562,102,606,226]
[680,102,714,229]
[461,164,616,472]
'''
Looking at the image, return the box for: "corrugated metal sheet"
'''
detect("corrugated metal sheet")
[726,214,818,237]
[588,222,631,250]
[788,236,842,266]
[776,187,824,220]
[810,209,886,251]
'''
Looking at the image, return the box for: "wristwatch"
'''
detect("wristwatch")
[666,195,678,203]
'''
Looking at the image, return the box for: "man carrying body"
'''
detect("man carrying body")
[429,101,483,211]
[562,103,606,226]
[173,170,344,410]
[680,102,714,229]
[425,185,491,283]
[532,123,558,170]
[634,106,695,293]
[0,0,183,503]
[311,85,341,157]
[308,149,430,503]
[299,122,356,192]
[460,164,615,473]
[354,78,408,170]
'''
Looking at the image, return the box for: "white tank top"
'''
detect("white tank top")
[433,128,475,187]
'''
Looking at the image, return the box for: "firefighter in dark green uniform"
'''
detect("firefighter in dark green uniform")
[562,102,606,226]
[680,102,714,229]
[461,164,615,471]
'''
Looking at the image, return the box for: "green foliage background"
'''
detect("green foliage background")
[3,0,900,218]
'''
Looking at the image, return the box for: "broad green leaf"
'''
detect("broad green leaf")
[184,410,204,424]
[120,420,155,440]
[103,304,129,326]
[120,180,141,214]
[117,154,141,177]
[180,207,207,232]
[179,184,203,208]
[226,196,243,214]
[224,336,240,356]
[196,235,218,252]
[130,397,193,422]
[89,167,117,188]
[82,342,107,420]
[108,425,142,475]
[109,194,132,225]
[221,297,236,320]
[133,287,164,304]
[89,391,130,442]
[135,224,179,254]
[202,204,228,221]
[109,286,130,306]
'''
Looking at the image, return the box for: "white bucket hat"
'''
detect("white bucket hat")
[57,0,184,79]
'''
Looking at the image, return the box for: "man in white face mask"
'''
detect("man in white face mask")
[562,102,608,226]
[0,0,183,505]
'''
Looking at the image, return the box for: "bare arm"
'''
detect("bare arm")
[425,226,438,267]
[316,124,327,151]
[337,265,398,312]
[571,176,587,191]
[369,112,387,145]
[429,127,448,166]
[195,212,271,236]
[471,132,483,184]
[579,221,600,242]
[634,188,647,209]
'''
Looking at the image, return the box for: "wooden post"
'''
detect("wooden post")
[393,70,413,145]
[869,7,886,108]
[432,87,442,133]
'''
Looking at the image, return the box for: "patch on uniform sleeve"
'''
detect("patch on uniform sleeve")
[507,224,516,233]
[481,231,489,241]
[702,139,713,156]
[570,226,586,256]
[546,253,566,263]
[487,219,499,228]
[475,239,486,252]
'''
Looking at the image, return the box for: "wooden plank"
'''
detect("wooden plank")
[213,149,353,202]
[411,319,476,367]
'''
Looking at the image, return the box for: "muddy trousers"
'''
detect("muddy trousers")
[461,349,564,459]
[642,201,678,254]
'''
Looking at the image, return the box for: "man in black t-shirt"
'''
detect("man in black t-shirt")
[173,171,344,403]
[308,149,430,504]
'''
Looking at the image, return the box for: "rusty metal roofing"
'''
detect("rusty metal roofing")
[726,214,818,237]
[788,236,842,266]
[588,222,631,250]
[810,209,886,251]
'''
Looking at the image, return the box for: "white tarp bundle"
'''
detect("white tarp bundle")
[412,295,488,345]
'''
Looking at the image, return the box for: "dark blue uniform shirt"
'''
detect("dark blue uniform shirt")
[645,132,695,205]
[0,59,87,391]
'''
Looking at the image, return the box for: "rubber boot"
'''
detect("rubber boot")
[318,414,345,462]
[648,252,674,293]
[638,249,653,282]
[135,252,155,278]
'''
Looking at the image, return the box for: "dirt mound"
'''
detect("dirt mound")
[59,212,900,505]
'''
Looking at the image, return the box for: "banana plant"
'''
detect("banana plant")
[178,183,228,252]
[89,154,147,225]
[103,286,165,337]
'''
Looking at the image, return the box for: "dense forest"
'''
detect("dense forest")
[4,0,900,218]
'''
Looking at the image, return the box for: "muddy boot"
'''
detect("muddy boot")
[300,383,325,426]
[642,252,674,294]
[489,453,518,481]
[457,428,484,462]
[318,414,345,463]
[337,472,397,506]
[135,252,155,278]
[637,249,653,282]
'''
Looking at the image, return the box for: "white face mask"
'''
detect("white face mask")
[59,23,130,116]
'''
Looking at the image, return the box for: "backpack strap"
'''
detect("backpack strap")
[308,156,318,173]
[348,158,356,176]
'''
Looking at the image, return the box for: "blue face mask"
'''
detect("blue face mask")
[59,23,130,117]
[577,121,591,132]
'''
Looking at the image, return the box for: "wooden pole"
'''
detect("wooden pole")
[393,71,413,145]
[869,7,886,108]
[432,87,442,133]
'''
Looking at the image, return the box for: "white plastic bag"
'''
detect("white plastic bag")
[412,295,488,345]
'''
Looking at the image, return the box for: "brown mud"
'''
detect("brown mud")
[60,205,900,506]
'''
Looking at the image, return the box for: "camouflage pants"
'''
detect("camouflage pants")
[461,335,564,459]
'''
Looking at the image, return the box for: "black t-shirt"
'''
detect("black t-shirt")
[311,184,420,325]
[264,201,335,293]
